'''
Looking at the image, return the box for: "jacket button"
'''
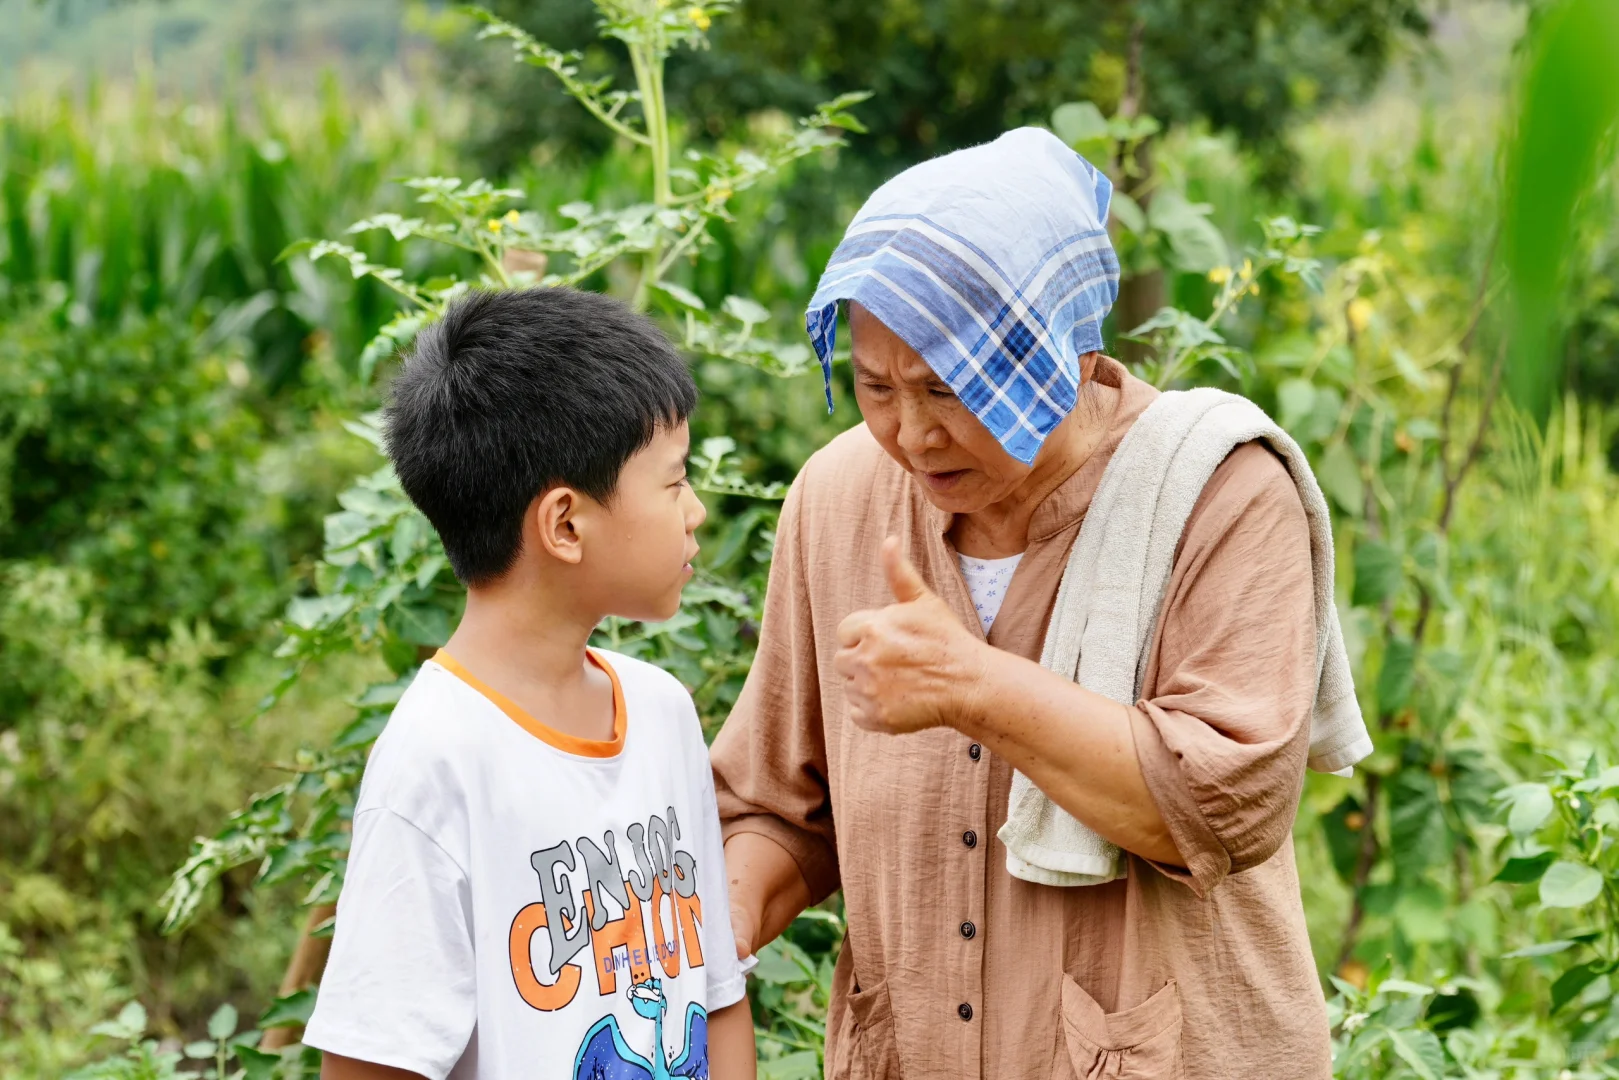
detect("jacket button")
[968,743,982,760]
[960,920,976,939]
[962,830,977,849]
[958,1002,974,1021]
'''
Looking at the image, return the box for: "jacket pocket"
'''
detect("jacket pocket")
[1060,976,1183,1079]
[828,978,903,1080]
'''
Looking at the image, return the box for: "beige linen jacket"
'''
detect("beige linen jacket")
[711,358,1333,1080]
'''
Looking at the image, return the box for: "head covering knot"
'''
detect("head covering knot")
[806,127,1120,464]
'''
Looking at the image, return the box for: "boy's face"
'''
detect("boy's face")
[585,420,706,623]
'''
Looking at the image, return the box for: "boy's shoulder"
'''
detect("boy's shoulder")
[592,648,702,742]
[593,646,687,701]
[356,662,491,806]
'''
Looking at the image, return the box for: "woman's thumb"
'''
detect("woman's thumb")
[729,900,755,959]
[881,537,929,603]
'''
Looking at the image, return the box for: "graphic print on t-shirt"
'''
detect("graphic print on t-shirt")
[509,806,710,1077]
[573,977,707,1080]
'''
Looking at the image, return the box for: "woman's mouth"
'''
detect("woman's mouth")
[921,469,969,492]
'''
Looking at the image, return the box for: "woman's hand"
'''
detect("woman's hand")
[833,537,991,735]
[834,538,1184,866]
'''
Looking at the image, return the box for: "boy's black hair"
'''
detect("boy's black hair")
[385,287,697,585]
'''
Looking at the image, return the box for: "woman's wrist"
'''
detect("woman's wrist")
[941,638,1003,739]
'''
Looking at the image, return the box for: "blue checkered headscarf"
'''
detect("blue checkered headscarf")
[806,127,1120,465]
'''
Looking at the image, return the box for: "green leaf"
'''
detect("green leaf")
[1500,0,1619,422]
[234,1044,281,1080]
[333,710,391,751]
[1540,860,1604,908]
[1352,540,1402,607]
[1494,851,1556,883]
[1388,768,1448,876]
[1384,1027,1444,1080]
[1051,101,1110,147]
[184,1040,218,1059]
[275,238,316,264]
[391,603,451,647]
[721,295,771,326]
[1551,959,1607,1013]
[207,1003,238,1041]
[1507,784,1555,838]
[1393,884,1450,944]
[651,281,707,311]
[1276,378,1316,432]
[285,594,355,632]
[1147,190,1228,273]
[259,987,317,1029]
[751,938,815,984]
[1503,938,1581,958]
[1572,765,1619,792]
[1109,191,1146,235]
[759,1051,822,1080]
[1379,978,1436,996]
[1376,635,1417,712]
[1320,795,1366,883]
[1317,442,1363,515]
[89,1001,147,1040]
[325,509,380,550]
[355,676,413,709]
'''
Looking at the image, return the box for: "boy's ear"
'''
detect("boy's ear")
[531,487,586,565]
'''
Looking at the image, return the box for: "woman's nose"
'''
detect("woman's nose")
[895,396,944,457]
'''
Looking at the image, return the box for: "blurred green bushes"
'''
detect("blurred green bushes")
[0,83,452,1076]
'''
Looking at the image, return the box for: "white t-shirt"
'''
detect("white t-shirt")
[304,648,746,1080]
[957,552,1024,634]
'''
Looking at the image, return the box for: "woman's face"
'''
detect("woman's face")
[849,302,1039,516]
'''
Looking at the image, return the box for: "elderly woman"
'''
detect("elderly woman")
[711,129,1368,1079]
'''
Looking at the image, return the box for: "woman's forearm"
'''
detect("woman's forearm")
[958,646,1184,867]
[723,831,812,958]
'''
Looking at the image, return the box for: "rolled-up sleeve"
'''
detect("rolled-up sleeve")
[1127,442,1317,898]
[710,478,841,903]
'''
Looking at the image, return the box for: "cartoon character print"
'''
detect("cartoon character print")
[573,977,708,1080]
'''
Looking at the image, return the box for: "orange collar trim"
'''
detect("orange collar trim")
[431,648,627,758]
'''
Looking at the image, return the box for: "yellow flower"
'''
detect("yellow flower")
[1347,296,1374,334]
[487,218,502,232]
[504,209,521,224]
[688,6,711,30]
[1239,257,1254,279]
[1207,266,1231,285]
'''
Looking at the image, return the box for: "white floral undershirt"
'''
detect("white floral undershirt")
[956,552,1025,635]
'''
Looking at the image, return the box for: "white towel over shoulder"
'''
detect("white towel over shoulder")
[997,388,1374,887]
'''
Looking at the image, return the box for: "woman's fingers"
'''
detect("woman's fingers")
[836,608,877,649]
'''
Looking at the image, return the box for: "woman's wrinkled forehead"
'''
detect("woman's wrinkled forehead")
[848,302,945,387]
[804,127,1120,466]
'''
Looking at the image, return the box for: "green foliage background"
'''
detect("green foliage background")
[4,1,1619,1077]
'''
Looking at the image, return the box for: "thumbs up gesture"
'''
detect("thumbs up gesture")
[833,537,989,735]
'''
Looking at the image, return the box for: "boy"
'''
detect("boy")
[303,288,755,1080]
